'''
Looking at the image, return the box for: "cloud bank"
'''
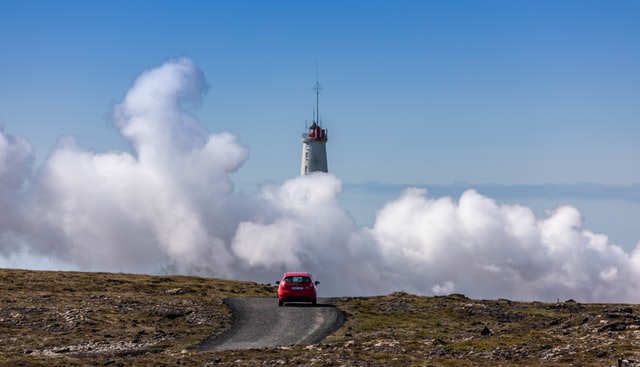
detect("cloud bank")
[1,58,639,302]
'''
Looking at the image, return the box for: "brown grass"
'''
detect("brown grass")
[1,269,639,366]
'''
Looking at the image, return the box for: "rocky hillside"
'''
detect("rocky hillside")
[1,269,639,366]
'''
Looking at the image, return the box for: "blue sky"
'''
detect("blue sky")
[1,1,639,249]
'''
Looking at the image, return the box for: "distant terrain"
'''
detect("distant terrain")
[1,269,639,366]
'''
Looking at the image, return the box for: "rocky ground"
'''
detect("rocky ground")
[1,269,640,366]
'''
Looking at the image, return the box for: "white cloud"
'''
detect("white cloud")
[0,58,639,302]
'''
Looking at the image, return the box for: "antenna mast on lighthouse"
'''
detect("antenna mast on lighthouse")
[313,81,323,125]
[300,81,328,175]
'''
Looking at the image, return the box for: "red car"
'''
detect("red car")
[275,272,319,306]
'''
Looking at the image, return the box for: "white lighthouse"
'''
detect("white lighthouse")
[300,82,328,175]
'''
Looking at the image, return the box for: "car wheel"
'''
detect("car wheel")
[278,300,284,307]
[312,299,317,306]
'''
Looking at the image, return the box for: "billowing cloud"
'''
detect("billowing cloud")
[0,58,639,302]
[0,128,33,256]
[371,188,640,301]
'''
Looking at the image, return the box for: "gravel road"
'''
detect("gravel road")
[200,298,344,351]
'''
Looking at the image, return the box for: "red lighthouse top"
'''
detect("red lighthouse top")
[306,122,327,141]
[303,81,328,142]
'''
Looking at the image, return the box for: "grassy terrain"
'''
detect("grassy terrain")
[1,269,639,366]
[0,269,272,366]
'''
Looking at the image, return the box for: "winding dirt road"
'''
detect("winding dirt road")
[200,298,344,351]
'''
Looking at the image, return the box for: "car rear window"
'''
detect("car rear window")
[284,276,310,284]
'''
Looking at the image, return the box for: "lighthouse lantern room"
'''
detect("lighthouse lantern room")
[300,82,329,175]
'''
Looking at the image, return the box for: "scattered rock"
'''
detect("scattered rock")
[594,349,607,358]
[480,326,493,336]
[599,322,628,332]
[619,359,640,367]
[153,305,189,319]
[166,288,194,295]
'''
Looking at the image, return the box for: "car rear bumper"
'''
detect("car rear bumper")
[280,295,316,303]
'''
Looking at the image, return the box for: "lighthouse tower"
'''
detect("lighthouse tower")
[300,82,328,175]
